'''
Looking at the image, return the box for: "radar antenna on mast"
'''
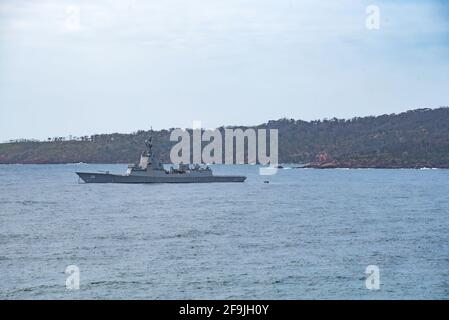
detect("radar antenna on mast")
[145,137,153,154]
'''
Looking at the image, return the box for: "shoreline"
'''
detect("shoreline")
[0,162,448,169]
[300,162,449,169]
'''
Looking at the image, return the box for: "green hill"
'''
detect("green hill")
[1,108,449,168]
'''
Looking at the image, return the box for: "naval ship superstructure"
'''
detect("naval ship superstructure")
[76,138,246,183]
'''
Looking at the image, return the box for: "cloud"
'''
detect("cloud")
[0,0,448,140]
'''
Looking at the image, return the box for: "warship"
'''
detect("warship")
[76,138,246,184]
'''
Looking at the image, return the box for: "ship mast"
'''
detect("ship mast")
[144,137,153,157]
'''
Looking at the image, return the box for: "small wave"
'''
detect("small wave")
[151,229,224,240]
[19,200,58,206]
[87,280,152,287]
[5,284,61,296]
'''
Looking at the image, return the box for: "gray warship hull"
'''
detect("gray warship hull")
[76,137,247,184]
[76,172,246,184]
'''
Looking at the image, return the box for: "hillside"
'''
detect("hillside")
[1,108,449,168]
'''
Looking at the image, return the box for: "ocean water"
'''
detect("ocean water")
[0,164,448,299]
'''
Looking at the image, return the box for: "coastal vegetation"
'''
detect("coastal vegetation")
[1,108,449,168]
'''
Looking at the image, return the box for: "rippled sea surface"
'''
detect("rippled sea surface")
[1,164,449,299]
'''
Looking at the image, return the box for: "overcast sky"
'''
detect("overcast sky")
[1,0,448,141]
